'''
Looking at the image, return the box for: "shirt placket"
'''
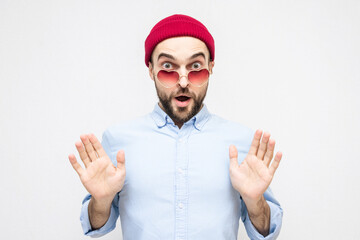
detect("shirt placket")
[175,126,191,240]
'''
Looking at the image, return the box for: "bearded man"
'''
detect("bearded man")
[69,14,283,240]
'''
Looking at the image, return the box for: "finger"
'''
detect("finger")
[229,145,238,169]
[264,139,275,167]
[80,134,98,162]
[248,129,263,156]
[75,141,91,167]
[269,151,282,176]
[256,132,270,160]
[88,133,107,158]
[68,154,84,176]
[116,150,126,169]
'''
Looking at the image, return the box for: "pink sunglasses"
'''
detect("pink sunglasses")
[156,68,210,88]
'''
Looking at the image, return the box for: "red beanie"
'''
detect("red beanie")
[144,14,215,67]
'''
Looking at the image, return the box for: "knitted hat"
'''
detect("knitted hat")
[144,14,215,67]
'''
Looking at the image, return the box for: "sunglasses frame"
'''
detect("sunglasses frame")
[155,68,210,88]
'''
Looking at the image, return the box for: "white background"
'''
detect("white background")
[1,0,359,239]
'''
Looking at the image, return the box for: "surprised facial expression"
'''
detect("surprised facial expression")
[148,37,214,127]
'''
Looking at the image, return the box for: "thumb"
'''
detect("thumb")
[116,150,125,169]
[229,145,238,168]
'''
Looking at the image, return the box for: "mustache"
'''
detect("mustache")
[173,87,195,98]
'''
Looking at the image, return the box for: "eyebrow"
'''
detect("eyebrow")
[188,52,206,61]
[157,53,176,61]
[157,52,206,61]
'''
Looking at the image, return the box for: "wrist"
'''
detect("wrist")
[242,195,270,236]
[92,190,118,204]
[90,195,115,212]
[242,195,268,218]
[88,195,114,230]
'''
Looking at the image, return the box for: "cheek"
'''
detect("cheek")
[193,87,207,98]
[156,84,174,99]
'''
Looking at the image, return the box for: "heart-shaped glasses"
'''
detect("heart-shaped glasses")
[156,69,210,88]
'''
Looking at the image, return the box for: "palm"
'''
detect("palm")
[69,133,126,201]
[229,130,282,200]
[80,155,125,200]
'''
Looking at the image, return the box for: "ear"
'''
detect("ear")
[208,60,215,74]
[148,62,154,81]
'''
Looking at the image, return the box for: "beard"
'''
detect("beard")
[154,80,208,125]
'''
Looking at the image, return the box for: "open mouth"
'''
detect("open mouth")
[174,95,191,107]
[175,96,190,102]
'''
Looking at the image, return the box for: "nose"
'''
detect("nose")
[178,67,189,88]
[178,75,189,88]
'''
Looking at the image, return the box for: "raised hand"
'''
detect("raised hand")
[229,130,282,201]
[68,133,126,202]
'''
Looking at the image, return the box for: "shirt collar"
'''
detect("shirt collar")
[150,103,211,131]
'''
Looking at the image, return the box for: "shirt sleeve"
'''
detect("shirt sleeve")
[79,129,121,237]
[79,193,120,237]
[240,187,283,240]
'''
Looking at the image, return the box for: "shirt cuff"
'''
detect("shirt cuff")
[80,194,119,237]
[243,200,283,240]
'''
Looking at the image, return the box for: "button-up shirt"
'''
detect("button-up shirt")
[80,104,283,239]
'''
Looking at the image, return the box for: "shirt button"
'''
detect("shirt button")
[178,202,184,209]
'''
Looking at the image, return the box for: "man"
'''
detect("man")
[68,14,283,239]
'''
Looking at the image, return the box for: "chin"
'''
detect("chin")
[173,107,195,123]
[172,101,192,113]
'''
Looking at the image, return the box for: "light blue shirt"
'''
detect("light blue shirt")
[80,103,283,239]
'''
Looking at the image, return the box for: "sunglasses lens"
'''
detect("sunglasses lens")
[157,71,179,87]
[188,69,209,86]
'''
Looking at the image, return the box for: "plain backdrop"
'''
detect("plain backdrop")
[1,0,359,239]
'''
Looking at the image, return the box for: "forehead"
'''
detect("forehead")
[152,36,209,62]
